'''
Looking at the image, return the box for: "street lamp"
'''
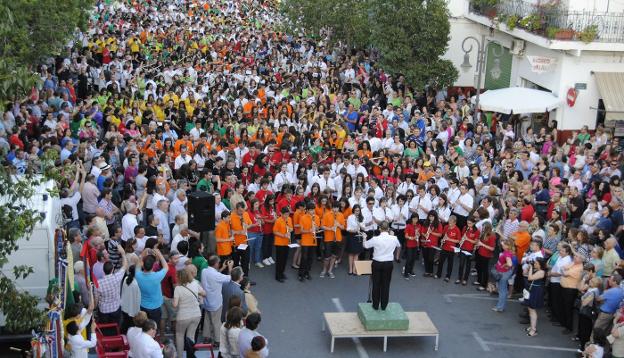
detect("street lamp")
[460,34,503,121]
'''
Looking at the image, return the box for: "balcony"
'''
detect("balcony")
[469,0,624,43]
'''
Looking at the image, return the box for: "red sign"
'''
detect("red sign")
[567,88,577,107]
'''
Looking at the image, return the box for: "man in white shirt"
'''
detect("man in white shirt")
[361,198,377,235]
[121,204,139,241]
[154,200,171,244]
[130,320,163,358]
[363,221,401,310]
[452,184,474,229]
[189,120,205,140]
[67,321,97,358]
[238,313,269,358]
[410,185,432,222]
[168,189,187,226]
[201,255,234,347]
[174,145,192,170]
[273,163,291,192]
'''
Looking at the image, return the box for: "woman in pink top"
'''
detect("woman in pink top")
[493,239,515,312]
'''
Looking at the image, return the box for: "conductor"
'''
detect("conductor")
[363,221,401,311]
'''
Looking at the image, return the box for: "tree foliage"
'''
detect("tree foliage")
[0,0,92,332]
[0,0,93,109]
[281,0,458,89]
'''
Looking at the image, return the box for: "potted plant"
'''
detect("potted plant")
[518,13,542,32]
[578,25,598,43]
[555,28,575,40]
[506,14,518,30]
[473,0,499,18]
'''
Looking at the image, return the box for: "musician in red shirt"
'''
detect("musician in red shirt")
[420,210,444,277]
[436,215,461,281]
[403,215,420,279]
[475,222,497,291]
[457,217,480,285]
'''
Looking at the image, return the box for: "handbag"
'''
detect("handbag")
[522,282,534,300]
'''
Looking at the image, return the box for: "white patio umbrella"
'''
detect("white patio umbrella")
[471,87,562,114]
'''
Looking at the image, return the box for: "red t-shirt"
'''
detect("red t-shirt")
[260,206,276,234]
[419,223,443,248]
[161,262,177,299]
[442,225,461,252]
[255,189,272,203]
[520,204,535,222]
[460,226,480,252]
[405,223,420,248]
[477,233,497,258]
[247,210,262,233]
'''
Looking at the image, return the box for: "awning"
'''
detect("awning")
[470,87,562,114]
[593,71,624,123]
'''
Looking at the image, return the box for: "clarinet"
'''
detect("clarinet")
[458,232,468,253]
[422,225,433,247]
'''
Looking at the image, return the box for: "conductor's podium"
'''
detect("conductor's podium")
[322,303,439,353]
[357,303,409,331]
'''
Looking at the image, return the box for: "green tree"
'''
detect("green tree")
[0,0,92,332]
[281,0,458,89]
[0,166,49,333]
[0,0,93,109]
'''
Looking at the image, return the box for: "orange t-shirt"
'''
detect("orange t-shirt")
[514,231,531,260]
[293,209,304,235]
[215,220,233,256]
[231,212,252,245]
[323,211,345,242]
[300,213,316,246]
[273,216,293,246]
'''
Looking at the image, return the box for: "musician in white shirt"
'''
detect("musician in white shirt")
[397,175,417,196]
[363,221,401,310]
[436,194,452,224]
[349,187,367,209]
[391,195,410,261]
[446,179,461,210]
[373,198,394,227]
[273,163,292,192]
[452,184,474,229]
[311,167,336,195]
[410,185,432,222]
[368,179,384,201]
[361,199,377,236]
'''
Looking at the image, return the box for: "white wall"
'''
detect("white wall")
[566,0,624,12]
[443,18,486,87]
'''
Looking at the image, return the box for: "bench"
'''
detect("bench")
[322,311,439,353]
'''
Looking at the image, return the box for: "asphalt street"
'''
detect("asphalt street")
[248,255,578,358]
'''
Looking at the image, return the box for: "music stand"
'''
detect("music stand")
[354,260,373,303]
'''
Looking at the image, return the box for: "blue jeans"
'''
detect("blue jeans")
[496,270,514,310]
[248,232,263,264]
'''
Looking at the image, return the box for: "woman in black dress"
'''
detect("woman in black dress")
[526,257,546,337]
[346,204,365,275]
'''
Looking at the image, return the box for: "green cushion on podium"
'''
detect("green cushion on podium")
[357,302,409,331]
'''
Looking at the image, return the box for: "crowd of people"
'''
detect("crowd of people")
[2,0,624,357]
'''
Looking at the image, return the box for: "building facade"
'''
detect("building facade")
[443,0,624,136]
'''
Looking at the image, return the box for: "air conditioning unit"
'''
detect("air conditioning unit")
[510,39,526,56]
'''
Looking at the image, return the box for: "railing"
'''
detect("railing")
[469,0,624,43]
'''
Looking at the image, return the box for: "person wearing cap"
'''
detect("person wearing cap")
[273,207,293,282]
[416,161,434,185]
[363,221,400,310]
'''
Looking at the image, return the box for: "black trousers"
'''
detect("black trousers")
[233,247,250,277]
[475,253,490,288]
[578,314,593,348]
[550,282,563,323]
[561,287,577,331]
[457,252,472,281]
[262,233,274,259]
[404,247,418,276]
[436,250,455,278]
[275,245,289,280]
[422,247,435,274]
[371,260,393,310]
[299,246,315,278]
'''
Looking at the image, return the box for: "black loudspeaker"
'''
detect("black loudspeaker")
[188,191,215,232]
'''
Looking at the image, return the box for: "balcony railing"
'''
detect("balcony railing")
[469,0,624,43]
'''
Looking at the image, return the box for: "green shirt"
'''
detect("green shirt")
[191,256,208,280]
[197,178,213,193]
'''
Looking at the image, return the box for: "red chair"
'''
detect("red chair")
[96,340,128,358]
[95,322,129,353]
[193,343,215,358]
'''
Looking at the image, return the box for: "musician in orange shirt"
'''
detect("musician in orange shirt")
[273,207,293,282]
[298,203,317,281]
[215,211,234,261]
[291,200,305,270]
[231,202,252,277]
[320,203,345,279]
